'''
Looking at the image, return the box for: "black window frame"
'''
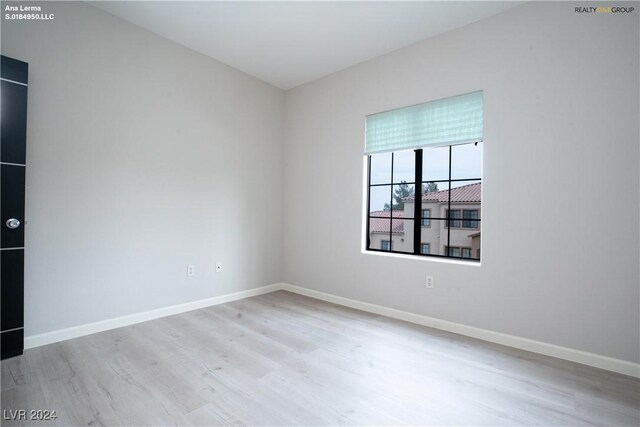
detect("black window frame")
[366,143,481,262]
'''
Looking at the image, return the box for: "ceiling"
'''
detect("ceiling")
[92,1,523,90]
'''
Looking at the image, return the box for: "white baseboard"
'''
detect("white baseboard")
[24,281,640,378]
[24,283,283,349]
[280,283,640,378]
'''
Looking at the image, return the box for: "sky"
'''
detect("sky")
[368,142,482,213]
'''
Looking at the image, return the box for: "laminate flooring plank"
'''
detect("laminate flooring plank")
[210,301,319,353]
[162,309,281,379]
[184,404,234,427]
[156,312,329,424]
[257,292,586,398]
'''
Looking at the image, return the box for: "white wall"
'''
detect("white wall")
[282,2,640,363]
[1,2,285,336]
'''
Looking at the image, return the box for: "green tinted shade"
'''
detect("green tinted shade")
[365,91,483,154]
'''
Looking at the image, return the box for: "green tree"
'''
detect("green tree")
[422,182,439,193]
[384,181,414,211]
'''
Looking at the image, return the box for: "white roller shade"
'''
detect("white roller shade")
[365,91,483,154]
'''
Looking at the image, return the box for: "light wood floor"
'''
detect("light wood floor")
[1,290,639,426]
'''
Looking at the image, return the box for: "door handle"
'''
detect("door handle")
[5,218,21,229]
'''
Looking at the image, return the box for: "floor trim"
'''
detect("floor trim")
[280,283,640,378]
[24,283,282,349]
[23,282,640,378]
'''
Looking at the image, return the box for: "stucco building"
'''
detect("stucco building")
[369,182,481,259]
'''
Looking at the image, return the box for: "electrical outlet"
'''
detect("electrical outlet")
[187,265,195,277]
[215,262,223,273]
[425,275,434,288]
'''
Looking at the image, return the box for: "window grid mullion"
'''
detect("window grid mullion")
[413,149,423,255]
[389,152,394,250]
[446,145,452,257]
[369,177,482,188]
[366,155,372,250]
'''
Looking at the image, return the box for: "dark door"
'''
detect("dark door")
[1,55,28,359]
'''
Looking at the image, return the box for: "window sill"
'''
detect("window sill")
[361,249,481,266]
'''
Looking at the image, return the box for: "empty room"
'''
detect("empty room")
[1,1,639,426]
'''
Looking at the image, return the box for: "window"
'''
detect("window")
[447,246,460,257]
[421,209,430,226]
[365,91,483,261]
[445,209,462,228]
[445,209,479,229]
[462,210,479,229]
[445,246,472,258]
[367,144,482,260]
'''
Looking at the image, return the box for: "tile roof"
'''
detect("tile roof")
[369,210,405,234]
[405,182,481,203]
[369,183,481,235]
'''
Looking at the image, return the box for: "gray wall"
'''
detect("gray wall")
[282,2,640,363]
[2,2,285,335]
